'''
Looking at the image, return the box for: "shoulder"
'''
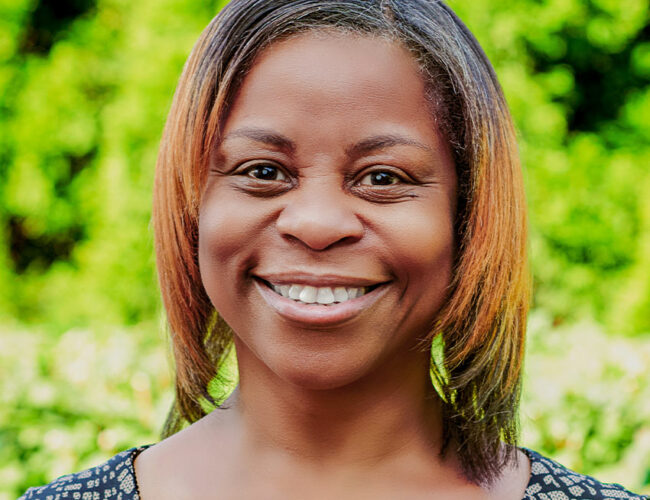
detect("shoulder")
[19,446,151,500]
[135,411,239,499]
[522,448,648,500]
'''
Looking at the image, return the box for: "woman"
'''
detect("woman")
[20,0,647,499]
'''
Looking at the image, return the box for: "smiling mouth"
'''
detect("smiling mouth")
[257,279,383,306]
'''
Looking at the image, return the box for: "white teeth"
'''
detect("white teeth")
[298,286,318,303]
[288,285,302,300]
[271,283,370,305]
[316,287,335,304]
[333,287,349,302]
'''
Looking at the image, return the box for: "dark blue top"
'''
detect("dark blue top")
[19,446,648,499]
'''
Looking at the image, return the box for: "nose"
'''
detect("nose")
[276,184,364,251]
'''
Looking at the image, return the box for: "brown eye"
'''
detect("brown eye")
[359,171,400,186]
[244,165,288,181]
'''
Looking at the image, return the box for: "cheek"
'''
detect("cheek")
[197,190,258,308]
[380,202,455,281]
[199,207,246,267]
[382,203,455,331]
[198,182,271,264]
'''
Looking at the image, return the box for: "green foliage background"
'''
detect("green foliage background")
[0,0,648,497]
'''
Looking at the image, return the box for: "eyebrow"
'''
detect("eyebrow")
[222,127,433,157]
[345,134,434,157]
[221,127,296,152]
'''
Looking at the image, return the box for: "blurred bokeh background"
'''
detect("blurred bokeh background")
[0,0,649,497]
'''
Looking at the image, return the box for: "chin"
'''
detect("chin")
[277,364,368,391]
[247,341,379,392]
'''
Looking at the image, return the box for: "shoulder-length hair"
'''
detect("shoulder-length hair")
[153,0,529,485]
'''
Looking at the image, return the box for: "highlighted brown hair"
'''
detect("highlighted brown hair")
[153,0,529,485]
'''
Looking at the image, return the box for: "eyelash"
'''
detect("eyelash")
[236,163,410,185]
[238,163,289,182]
[351,168,416,203]
[357,169,409,186]
[232,161,416,201]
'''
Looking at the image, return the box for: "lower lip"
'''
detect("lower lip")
[254,280,389,327]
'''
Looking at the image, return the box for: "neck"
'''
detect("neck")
[228,339,444,469]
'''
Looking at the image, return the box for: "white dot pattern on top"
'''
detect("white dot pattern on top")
[19,446,648,499]
[522,448,647,500]
[19,446,147,500]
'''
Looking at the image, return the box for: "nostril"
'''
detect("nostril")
[279,227,363,251]
[276,203,364,251]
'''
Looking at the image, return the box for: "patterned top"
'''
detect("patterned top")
[20,446,648,499]
[521,449,647,500]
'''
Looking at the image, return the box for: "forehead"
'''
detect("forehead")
[222,32,445,154]
[247,31,422,94]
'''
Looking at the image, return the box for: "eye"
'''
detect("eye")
[242,164,288,182]
[359,171,401,186]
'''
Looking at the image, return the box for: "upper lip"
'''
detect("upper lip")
[254,272,388,288]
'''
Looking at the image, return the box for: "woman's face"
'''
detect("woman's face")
[199,33,457,390]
